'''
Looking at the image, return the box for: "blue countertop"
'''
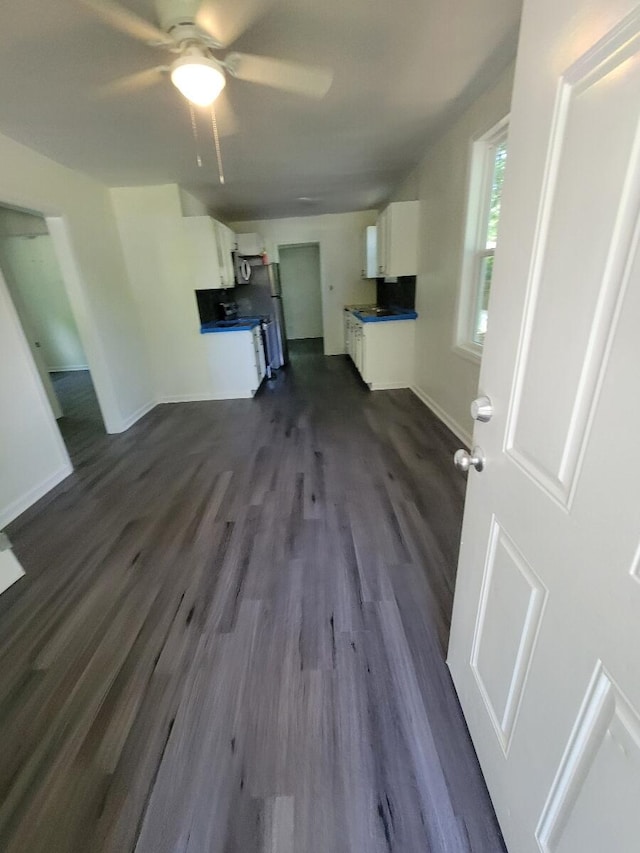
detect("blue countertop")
[201,317,262,333]
[350,307,418,323]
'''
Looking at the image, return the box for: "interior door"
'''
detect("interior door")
[448,2,640,852]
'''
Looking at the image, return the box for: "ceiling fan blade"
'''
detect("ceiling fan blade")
[76,0,173,46]
[196,0,275,48]
[212,90,240,136]
[98,66,167,97]
[225,53,333,98]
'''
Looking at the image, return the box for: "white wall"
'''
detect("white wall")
[0,270,71,528]
[394,63,515,444]
[178,187,209,217]
[110,185,215,402]
[0,234,88,370]
[278,244,323,339]
[232,211,377,355]
[0,131,152,527]
[0,133,152,430]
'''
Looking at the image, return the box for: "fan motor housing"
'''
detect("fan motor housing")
[155,0,200,33]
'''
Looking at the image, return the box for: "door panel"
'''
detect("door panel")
[536,663,640,853]
[507,29,640,504]
[448,3,640,851]
[471,518,547,754]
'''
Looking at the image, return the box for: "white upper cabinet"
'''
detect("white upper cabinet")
[236,232,280,263]
[236,232,265,256]
[183,217,223,290]
[215,222,236,288]
[361,225,378,278]
[375,200,420,277]
[183,217,235,290]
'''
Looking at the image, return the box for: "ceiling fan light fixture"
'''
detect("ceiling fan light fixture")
[170,55,226,107]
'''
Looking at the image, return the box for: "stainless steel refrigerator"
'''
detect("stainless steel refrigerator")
[235,263,289,368]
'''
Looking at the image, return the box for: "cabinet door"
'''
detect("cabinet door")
[385,201,419,276]
[360,321,415,389]
[365,226,378,278]
[236,232,264,256]
[376,209,387,275]
[226,226,237,285]
[252,327,266,383]
[215,222,236,288]
[183,217,223,290]
[361,225,378,278]
[359,326,367,381]
[354,325,363,373]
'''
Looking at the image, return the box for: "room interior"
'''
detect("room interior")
[0,1,637,851]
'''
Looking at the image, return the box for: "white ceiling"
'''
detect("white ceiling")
[0,0,522,220]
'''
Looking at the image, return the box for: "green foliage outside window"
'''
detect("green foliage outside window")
[486,141,508,248]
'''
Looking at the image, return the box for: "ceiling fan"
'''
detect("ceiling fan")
[77,0,334,107]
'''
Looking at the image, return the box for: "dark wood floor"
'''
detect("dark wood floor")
[1,342,505,852]
[50,369,106,463]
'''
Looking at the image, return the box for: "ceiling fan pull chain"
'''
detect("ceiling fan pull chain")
[189,103,203,168]
[210,106,225,185]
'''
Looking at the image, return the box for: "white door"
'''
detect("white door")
[448,2,640,852]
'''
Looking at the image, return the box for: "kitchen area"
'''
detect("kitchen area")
[184,222,286,399]
[198,235,288,398]
[189,199,420,400]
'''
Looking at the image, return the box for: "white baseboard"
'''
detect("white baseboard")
[115,400,156,433]
[410,385,472,447]
[0,462,73,529]
[369,382,412,391]
[48,365,89,373]
[159,391,253,402]
[0,550,25,596]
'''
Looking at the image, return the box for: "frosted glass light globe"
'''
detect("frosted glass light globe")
[171,56,226,107]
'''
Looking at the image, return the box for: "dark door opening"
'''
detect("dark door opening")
[0,204,105,462]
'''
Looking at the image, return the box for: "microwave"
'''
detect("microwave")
[233,252,264,285]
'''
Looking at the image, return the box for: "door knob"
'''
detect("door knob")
[471,395,493,422]
[454,446,485,473]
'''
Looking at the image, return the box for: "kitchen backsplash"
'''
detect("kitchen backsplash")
[376,276,416,310]
[195,283,273,325]
[195,288,236,324]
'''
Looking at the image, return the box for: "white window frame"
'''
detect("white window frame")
[454,115,509,363]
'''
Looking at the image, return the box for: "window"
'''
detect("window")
[456,117,509,359]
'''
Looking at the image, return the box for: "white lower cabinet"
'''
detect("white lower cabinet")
[203,327,266,398]
[346,312,415,390]
[344,311,354,358]
[353,323,364,374]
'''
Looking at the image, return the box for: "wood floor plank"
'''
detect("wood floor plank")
[1,347,506,852]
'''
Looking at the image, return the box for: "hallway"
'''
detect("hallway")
[1,344,504,852]
[50,369,105,465]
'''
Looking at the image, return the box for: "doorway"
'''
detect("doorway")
[0,205,105,461]
[278,243,323,345]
